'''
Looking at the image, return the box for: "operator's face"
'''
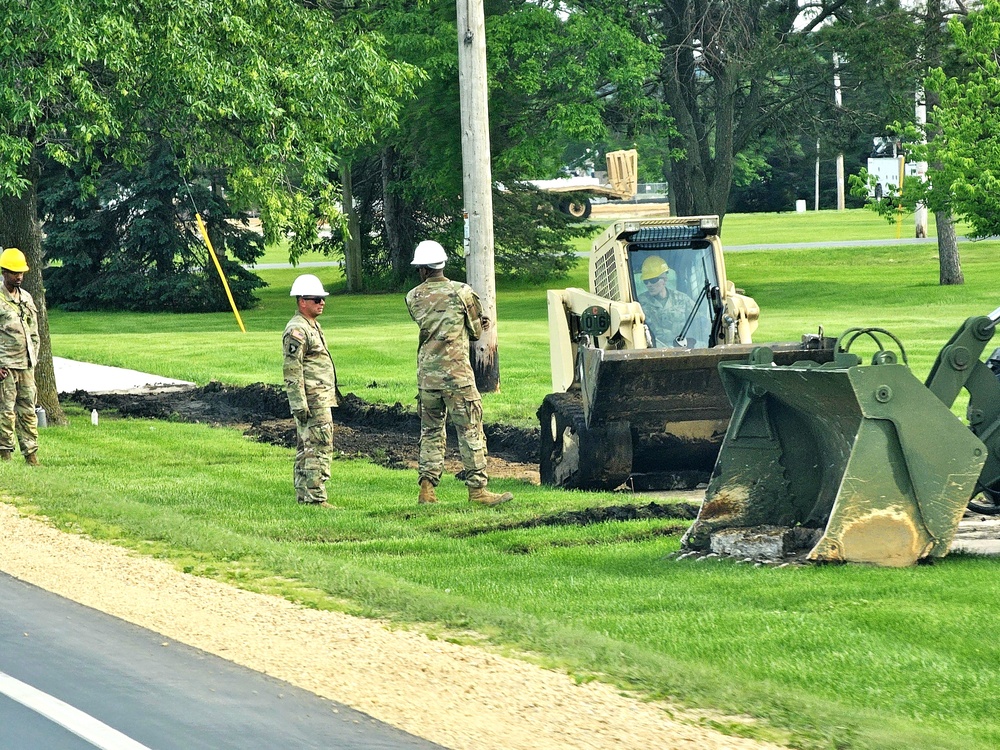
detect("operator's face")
[2,269,23,292]
[643,274,667,299]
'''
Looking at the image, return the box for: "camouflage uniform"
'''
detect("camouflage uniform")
[283,312,338,504]
[405,277,489,489]
[637,287,699,348]
[0,285,40,458]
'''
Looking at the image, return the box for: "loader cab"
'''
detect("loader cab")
[628,244,719,349]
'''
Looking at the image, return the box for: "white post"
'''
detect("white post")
[457,0,499,391]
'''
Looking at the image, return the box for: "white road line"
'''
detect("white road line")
[0,670,152,750]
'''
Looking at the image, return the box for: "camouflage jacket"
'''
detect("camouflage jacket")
[0,285,40,369]
[637,287,697,348]
[405,277,484,391]
[283,312,338,414]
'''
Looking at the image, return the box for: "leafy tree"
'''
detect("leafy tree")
[923,1,1000,238]
[0,0,419,421]
[848,0,975,285]
[342,0,661,288]
[555,0,930,226]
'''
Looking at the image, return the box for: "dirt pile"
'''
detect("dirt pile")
[64,383,541,480]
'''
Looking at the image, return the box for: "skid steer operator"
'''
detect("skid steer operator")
[636,255,698,348]
[405,240,513,507]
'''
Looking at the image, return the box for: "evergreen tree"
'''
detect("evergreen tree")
[39,143,265,312]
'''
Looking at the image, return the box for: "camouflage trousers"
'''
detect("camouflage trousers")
[0,367,38,457]
[417,386,488,489]
[294,407,334,504]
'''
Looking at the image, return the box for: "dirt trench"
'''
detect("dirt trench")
[64,382,542,482]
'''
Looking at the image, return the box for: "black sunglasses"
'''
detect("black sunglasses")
[302,297,326,303]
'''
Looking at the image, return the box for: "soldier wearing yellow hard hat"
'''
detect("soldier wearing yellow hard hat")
[636,255,698,348]
[0,247,41,465]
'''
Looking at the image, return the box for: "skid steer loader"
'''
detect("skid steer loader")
[538,216,838,491]
[681,307,1000,567]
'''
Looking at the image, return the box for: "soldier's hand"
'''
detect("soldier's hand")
[0,367,6,380]
[480,316,492,331]
[293,408,310,423]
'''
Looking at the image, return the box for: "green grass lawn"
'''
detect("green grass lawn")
[18,208,1000,749]
[252,236,335,266]
[718,208,970,245]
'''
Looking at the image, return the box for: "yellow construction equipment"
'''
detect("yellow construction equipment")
[538,216,837,491]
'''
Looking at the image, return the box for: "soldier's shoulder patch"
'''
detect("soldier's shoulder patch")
[287,328,306,342]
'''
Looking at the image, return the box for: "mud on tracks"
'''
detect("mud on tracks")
[64,383,542,482]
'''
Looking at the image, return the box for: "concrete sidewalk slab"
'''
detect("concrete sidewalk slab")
[54,357,195,395]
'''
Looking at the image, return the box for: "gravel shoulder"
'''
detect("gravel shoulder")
[0,501,787,750]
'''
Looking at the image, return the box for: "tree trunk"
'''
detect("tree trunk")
[922,2,963,286]
[381,147,411,280]
[659,18,734,222]
[342,162,363,293]
[0,152,66,425]
[935,211,963,285]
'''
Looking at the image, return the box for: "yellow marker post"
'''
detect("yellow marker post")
[195,213,246,333]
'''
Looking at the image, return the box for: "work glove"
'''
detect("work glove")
[293,408,310,423]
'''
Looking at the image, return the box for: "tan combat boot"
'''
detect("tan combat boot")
[25,452,39,466]
[468,485,513,506]
[418,479,438,504]
[0,450,10,462]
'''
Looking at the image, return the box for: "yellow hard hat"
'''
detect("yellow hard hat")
[0,248,28,273]
[640,255,669,281]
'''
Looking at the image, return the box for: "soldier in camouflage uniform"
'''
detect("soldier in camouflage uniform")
[636,255,699,348]
[283,274,338,506]
[0,248,41,466]
[405,240,513,507]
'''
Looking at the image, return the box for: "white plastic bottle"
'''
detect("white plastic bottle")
[91,409,99,426]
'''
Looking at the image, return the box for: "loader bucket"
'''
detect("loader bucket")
[578,340,837,476]
[682,347,988,566]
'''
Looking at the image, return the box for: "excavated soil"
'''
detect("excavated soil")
[65,383,543,484]
[0,384,792,750]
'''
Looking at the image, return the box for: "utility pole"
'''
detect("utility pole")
[834,53,845,211]
[814,138,820,211]
[914,88,929,238]
[456,0,499,392]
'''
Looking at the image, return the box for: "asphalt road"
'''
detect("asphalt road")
[0,572,442,750]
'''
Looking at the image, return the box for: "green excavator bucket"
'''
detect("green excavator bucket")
[682,333,989,566]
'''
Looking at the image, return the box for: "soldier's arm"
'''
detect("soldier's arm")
[406,294,431,349]
[465,289,485,341]
[283,328,309,418]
